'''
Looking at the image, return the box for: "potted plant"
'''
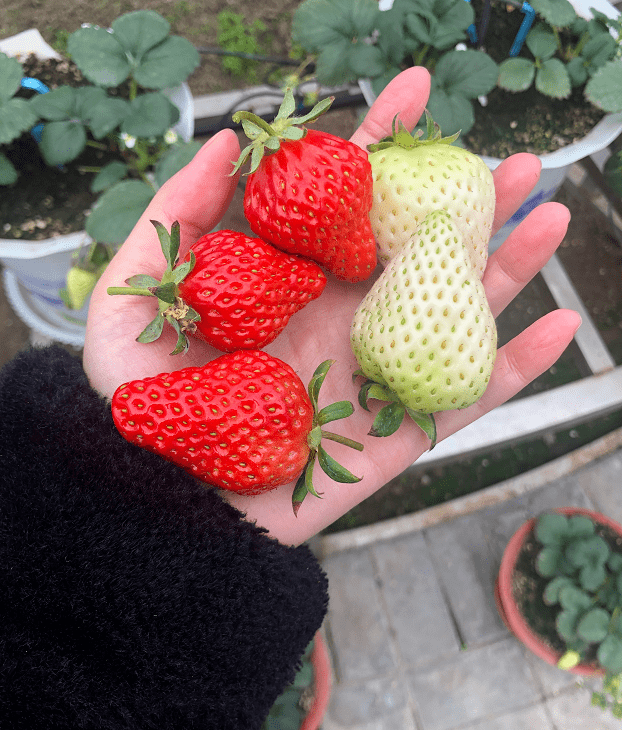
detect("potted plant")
[262,632,332,730]
[0,11,200,345]
[291,0,622,250]
[496,508,622,719]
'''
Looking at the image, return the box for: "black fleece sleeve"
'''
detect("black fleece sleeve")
[0,345,328,730]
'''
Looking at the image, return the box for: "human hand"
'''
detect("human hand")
[84,67,580,546]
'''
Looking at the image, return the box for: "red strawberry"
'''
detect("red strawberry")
[111,352,363,514]
[108,221,326,354]
[231,89,377,283]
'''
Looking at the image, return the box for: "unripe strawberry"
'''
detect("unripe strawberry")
[351,210,497,441]
[367,115,495,277]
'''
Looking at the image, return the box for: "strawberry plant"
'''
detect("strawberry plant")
[231,88,377,282]
[111,352,363,514]
[531,512,622,719]
[291,0,622,137]
[367,114,495,277]
[107,220,327,355]
[350,210,497,444]
[0,10,201,248]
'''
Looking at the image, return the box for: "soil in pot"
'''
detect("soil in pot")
[461,0,607,158]
[1,55,118,242]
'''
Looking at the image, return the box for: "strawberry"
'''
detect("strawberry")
[111,351,363,514]
[350,210,497,443]
[231,89,377,283]
[367,114,495,277]
[108,221,326,354]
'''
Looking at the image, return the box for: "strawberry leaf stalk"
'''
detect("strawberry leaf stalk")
[355,374,437,448]
[108,220,200,355]
[293,359,364,516]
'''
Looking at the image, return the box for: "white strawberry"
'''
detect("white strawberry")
[351,210,497,441]
[368,115,495,277]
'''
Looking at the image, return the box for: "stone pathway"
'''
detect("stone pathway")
[318,444,622,729]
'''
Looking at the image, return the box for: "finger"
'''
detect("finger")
[109,129,241,275]
[350,67,431,150]
[434,308,582,440]
[490,153,542,235]
[484,201,571,317]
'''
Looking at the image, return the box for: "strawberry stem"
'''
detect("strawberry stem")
[292,360,364,516]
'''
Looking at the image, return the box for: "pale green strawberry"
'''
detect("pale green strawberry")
[368,115,495,277]
[351,210,497,441]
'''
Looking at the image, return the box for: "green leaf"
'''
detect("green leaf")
[30,85,76,120]
[528,0,577,27]
[151,219,180,268]
[39,121,87,165]
[0,52,23,102]
[86,180,154,244]
[0,152,18,185]
[556,608,580,641]
[433,49,499,99]
[543,576,575,604]
[126,274,160,288]
[498,58,536,93]
[154,141,202,187]
[315,40,356,85]
[67,25,131,87]
[87,97,130,139]
[318,401,355,425]
[121,92,175,138]
[0,98,37,145]
[369,401,405,437]
[558,585,592,612]
[308,360,334,410]
[74,86,108,120]
[171,253,195,284]
[526,25,559,60]
[347,42,386,78]
[535,58,571,98]
[567,534,610,569]
[566,57,588,87]
[536,545,564,577]
[585,58,622,113]
[91,161,129,193]
[165,315,190,355]
[598,635,622,674]
[292,0,381,51]
[426,87,474,137]
[110,10,171,58]
[405,408,437,447]
[317,445,361,483]
[133,36,200,90]
[137,314,165,343]
[576,608,611,643]
[581,33,617,71]
[153,282,177,304]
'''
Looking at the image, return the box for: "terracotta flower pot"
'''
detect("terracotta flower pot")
[495,507,622,676]
[301,631,332,730]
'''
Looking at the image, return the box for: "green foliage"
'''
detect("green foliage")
[292,0,622,134]
[1,9,201,308]
[533,511,622,720]
[216,10,269,82]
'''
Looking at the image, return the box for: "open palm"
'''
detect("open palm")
[84,67,580,546]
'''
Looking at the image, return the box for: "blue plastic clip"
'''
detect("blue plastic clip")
[21,77,50,143]
[509,2,535,56]
[463,0,479,44]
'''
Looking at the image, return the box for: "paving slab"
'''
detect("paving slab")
[320,443,622,730]
[408,639,542,730]
[371,533,461,667]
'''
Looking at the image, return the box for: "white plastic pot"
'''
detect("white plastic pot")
[0,30,194,345]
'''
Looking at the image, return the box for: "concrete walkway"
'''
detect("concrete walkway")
[317,433,622,730]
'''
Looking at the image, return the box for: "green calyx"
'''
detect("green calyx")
[354,371,437,449]
[367,111,460,154]
[292,360,364,516]
[107,220,200,355]
[230,87,334,175]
